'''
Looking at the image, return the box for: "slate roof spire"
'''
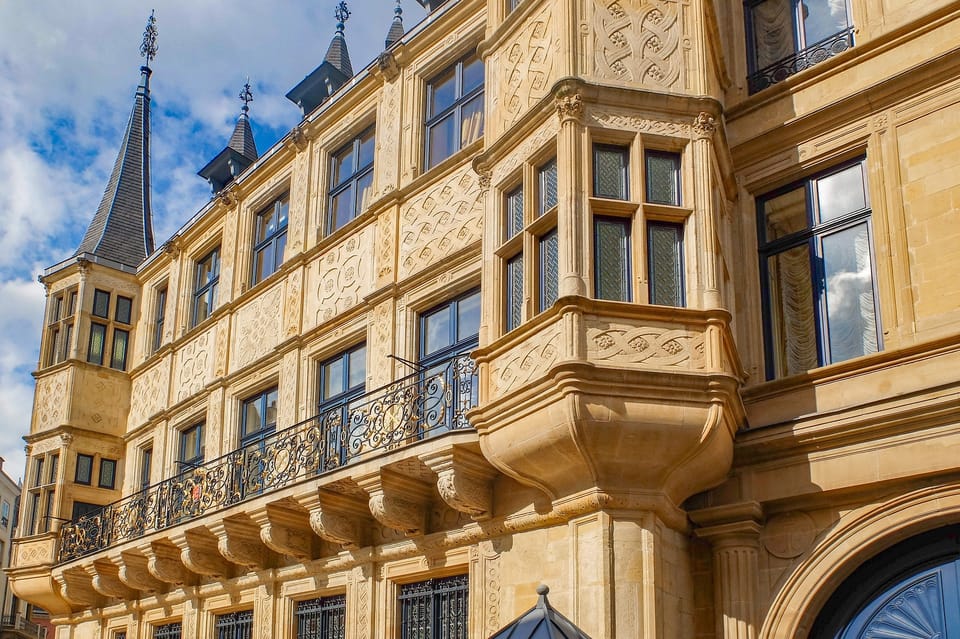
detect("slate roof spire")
[286,2,356,117]
[198,80,260,193]
[325,2,353,77]
[385,0,405,49]
[75,11,157,268]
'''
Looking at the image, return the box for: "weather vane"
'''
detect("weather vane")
[335,1,351,33]
[239,78,254,114]
[140,10,158,65]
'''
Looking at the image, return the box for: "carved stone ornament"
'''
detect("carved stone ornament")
[556,93,584,122]
[252,503,316,560]
[213,517,271,569]
[118,552,164,592]
[309,508,363,549]
[377,51,400,81]
[288,125,309,152]
[91,560,137,599]
[421,448,496,520]
[477,171,492,191]
[59,568,100,607]
[693,112,718,139]
[357,472,431,536]
[178,529,232,578]
[217,185,238,208]
[161,239,181,258]
[147,541,194,585]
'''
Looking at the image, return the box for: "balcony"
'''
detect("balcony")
[0,615,47,639]
[748,27,854,94]
[57,353,479,564]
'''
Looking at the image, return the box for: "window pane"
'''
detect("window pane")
[88,323,107,365]
[332,145,355,186]
[595,217,632,301]
[330,186,355,232]
[76,454,93,484]
[647,222,684,306]
[52,296,63,322]
[802,0,851,45]
[505,253,523,331]
[751,0,796,69]
[594,145,629,200]
[93,290,110,318]
[767,244,818,377]
[822,223,878,364]
[348,346,366,390]
[817,163,867,223]
[356,171,374,215]
[323,358,345,400]
[645,152,680,205]
[538,158,558,215]
[427,114,456,169]
[254,244,274,284]
[460,94,484,147]
[457,291,481,342]
[68,291,77,315]
[111,329,129,370]
[99,459,116,489]
[539,229,560,312]
[428,68,457,117]
[423,307,452,356]
[462,55,484,94]
[243,400,262,438]
[762,185,807,242]
[265,389,278,427]
[358,130,376,169]
[181,425,203,463]
[140,448,152,489]
[505,187,524,239]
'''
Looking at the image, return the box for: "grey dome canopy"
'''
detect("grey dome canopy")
[489,585,593,639]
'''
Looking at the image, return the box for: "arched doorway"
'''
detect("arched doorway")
[812,526,960,638]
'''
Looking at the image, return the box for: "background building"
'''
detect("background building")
[8,0,960,638]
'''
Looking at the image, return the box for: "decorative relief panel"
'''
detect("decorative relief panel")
[309,227,375,328]
[33,369,69,431]
[491,322,563,396]
[129,358,170,429]
[284,267,303,338]
[495,5,558,135]
[376,207,396,285]
[233,284,284,371]
[586,321,705,369]
[369,300,395,388]
[399,165,483,279]
[377,80,401,198]
[175,328,214,402]
[592,0,682,89]
[587,106,692,137]
[290,154,310,254]
[491,120,558,185]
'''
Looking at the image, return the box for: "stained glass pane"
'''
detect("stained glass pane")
[505,253,523,331]
[822,223,878,364]
[647,222,683,306]
[538,158,558,215]
[645,152,680,205]
[767,244,817,377]
[505,187,524,239]
[539,229,559,312]
[594,145,629,200]
[594,217,631,301]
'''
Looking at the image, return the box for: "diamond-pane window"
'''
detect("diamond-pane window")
[645,151,681,206]
[505,253,524,332]
[593,145,629,200]
[538,229,559,312]
[505,187,524,239]
[647,222,684,306]
[594,217,631,302]
[538,158,558,215]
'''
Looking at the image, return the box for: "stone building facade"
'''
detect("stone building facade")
[8,0,960,637]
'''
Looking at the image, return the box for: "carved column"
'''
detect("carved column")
[555,84,588,297]
[692,112,722,309]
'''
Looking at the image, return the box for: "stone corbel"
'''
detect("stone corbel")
[217,184,239,209]
[250,501,317,561]
[209,516,273,569]
[90,559,137,599]
[303,490,371,549]
[357,470,432,536]
[376,51,401,82]
[57,567,101,608]
[173,528,233,578]
[161,238,181,259]
[420,446,497,520]
[146,540,196,586]
[118,551,164,592]
[286,125,309,153]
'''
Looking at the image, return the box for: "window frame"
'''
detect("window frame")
[252,193,290,285]
[398,574,470,639]
[193,246,221,327]
[178,423,205,470]
[75,453,94,485]
[240,387,278,448]
[424,52,485,170]
[214,610,253,639]
[98,458,117,489]
[45,286,77,366]
[153,285,167,353]
[294,594,347,639]
[327,126,376,234]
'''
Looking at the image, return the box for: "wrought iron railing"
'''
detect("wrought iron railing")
[0,615,46,639]
[748,27,854,94]
[57,353,477,563]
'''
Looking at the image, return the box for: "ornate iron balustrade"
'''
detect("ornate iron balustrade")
[57,353,477,563]
[0,615,46,639]
[748,28,854,94]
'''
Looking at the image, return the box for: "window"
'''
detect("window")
[110,328,129,370]
[154,622,182,639]
[114,632,127,639]
[295,595,346,639]
[45,287,77,366]
[593,144,629,200]
[140,446,153,490]
[425,53,484,169]
[399,575,469,639]
[758,158,878,379]
[193,247,221,326]
[75,453,93,485]
[115,296,133,324]
[328,128,375,233]
[87,323,107,365]
[215,610,253,639]
[647,222,684,306]
[420,290,481,367]
[179,423,204,470]
[746,0,854,93]
[594,217,632,302]
[241,388,278,447]
[319,345,367,466]
[98,459,117,489]
[71,501,102,521]
[645,151,680,206]
[93,289,111,318]
[153,286,167,353]
[1,500,9,528]
[253,194,289,285]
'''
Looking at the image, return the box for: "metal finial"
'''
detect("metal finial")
[334,1,351,33]
[395,0,403,18]
[139,10,158,65]
[239,78,254,114]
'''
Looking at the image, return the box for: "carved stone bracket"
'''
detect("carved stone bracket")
[90,559,137,599]
[217,184,239,208]
[377,51,400,81]
[118,551,164,592]
[287,125,309,153]
[58,568,101,608]
[357,470,432,536]
[303,490,371,549]
[693,112,718,139]
[173,528,233,578]
[146,540,195,586]
[420,446,497,520]
[250,501,317,561]
[210,516,273,569]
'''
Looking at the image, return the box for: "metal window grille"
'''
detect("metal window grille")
[399,575,469,639]
[295,595,346,639]
[215,610,253,639]
[115,632,127,639]
[154,622,182,639]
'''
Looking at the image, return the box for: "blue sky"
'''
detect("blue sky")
[0,0,428,483]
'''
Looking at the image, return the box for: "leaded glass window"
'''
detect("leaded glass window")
[93,289,110,318]
[539,229,559,312]
[87,322,107,365]
[505,254,523,332]
[593,145,629,200]
[645,151,681,206]
[538,158,558,215]
[594,217,632,302]
[399,575,469,639]
[295,595,346,639]
[505,187,524,239]
[647,222,684,306]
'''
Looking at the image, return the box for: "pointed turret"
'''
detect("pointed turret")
[74,12,157,268]
[198,81,260,193]
[385,0,405,49]
[286,2,355,118]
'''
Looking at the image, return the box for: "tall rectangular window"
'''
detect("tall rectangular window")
[505,254,523,332]
[593,145,629,200]
[92,289,111,318]
[87,323,107,365]
[193,247,220,326]
[154,622,182,639]
[115,296,133,324]
[140,446,153,490]
[645,151,681,206]
[295,595,346,639]
[153,286,167,353]
[215,610,253,639]
[253,195,289,285]
[758,158,878,379]
[594,217,632,302]
[328,128,375,233]
[98,459,117,489]
[75,453,93,485]
[537,158,558,216]
[110,329,129,370]
[179,423,204,469]
[647,222,684,306]
[46,287,77,366]
[538,229,559,312]
[241,388,278,447]
[425,53,484,169]
[399,575,469,639]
